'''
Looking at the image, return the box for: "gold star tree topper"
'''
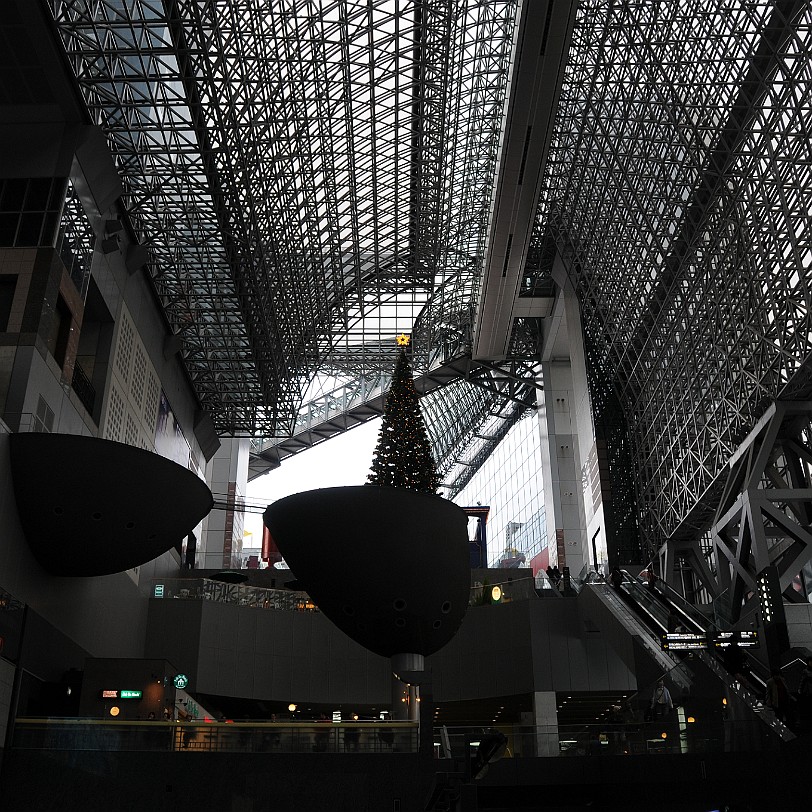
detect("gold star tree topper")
[396,333,411,347]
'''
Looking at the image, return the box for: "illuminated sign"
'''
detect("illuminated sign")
[102,689,143,699]
[714,631,758,648]
[154,584,165,598]
[662,633,707,651]
[662,630,759,651]
[173,674,189,690]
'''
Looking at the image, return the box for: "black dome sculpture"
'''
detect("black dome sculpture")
[9,432,213,576]
[263,485,470,659]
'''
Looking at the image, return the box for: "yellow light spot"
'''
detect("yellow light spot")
[660,732,667,739]
[109,706,120,717]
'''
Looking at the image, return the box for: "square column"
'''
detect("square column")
[203,437,249,568]
[532,691,558,756]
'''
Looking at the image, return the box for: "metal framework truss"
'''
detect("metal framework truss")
[528,0,812,556]
[247,350,541,483]
[50,0,521,437]
[710,402,812,625]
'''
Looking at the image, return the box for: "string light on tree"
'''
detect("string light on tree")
[366,340,440,494]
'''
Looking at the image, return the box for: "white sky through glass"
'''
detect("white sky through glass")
[244,419,382,543]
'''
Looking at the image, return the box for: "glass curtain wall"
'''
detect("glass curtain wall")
[453,411,545,571]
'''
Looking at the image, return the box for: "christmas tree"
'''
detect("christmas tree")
[367,338,440,493]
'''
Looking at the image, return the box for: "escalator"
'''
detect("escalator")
[578,572,794,743]
[623,573,798,740]
[578,575,694,693]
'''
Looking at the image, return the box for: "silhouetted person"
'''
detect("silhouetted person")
[344,723,360,752]
[722,641,747,684]
[606,703,626,753]
[314,713,330,752]
[796,657,812,733]
[667,611,680,633]
[610,566,623,591]
[766,669,794,726]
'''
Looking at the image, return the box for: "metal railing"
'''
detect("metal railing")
[436,719,781,758]
[469,576,537,605]
[12,719,417,754]
[149,578,319,613]
[11,717,777,758]
[70,361,96,415]
[615,573,794,741]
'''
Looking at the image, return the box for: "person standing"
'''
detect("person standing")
[650,680,673,719]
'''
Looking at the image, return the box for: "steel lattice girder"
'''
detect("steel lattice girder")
[50,0,520,436]
[529,0,812,555]
[711,401,812,624]
[247,351,540,481]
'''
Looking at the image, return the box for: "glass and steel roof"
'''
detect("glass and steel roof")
[50,0,812,543]
[532,0,812,549]
[51,0,522,448]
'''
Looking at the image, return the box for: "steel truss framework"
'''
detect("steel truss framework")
[709,401,812,626]
[247,350,542,489]
[528,0,812,557]
[49,0,524,445]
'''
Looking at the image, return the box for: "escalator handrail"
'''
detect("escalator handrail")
[616,579,788,737]
[647,577,710,634]
[624,571,770,688]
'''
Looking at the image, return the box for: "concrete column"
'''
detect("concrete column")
[538,254,607,578]
[532,691,558,756]
[203,437,249,568]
